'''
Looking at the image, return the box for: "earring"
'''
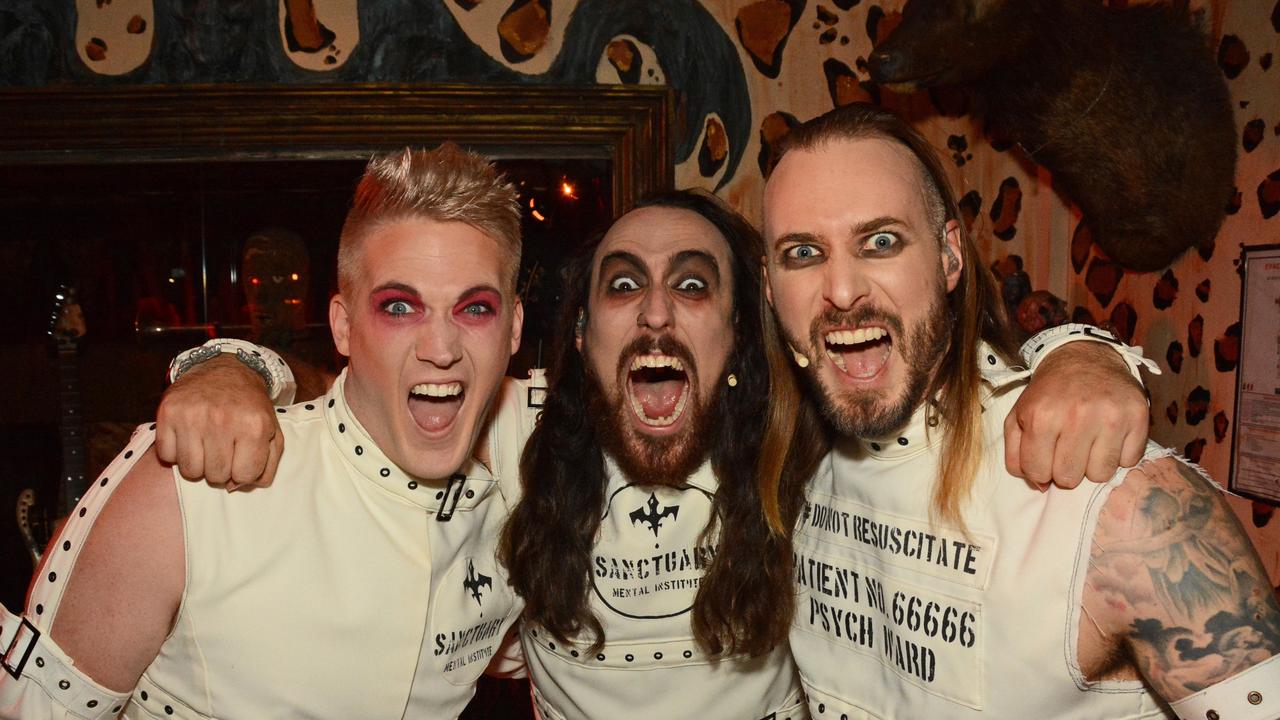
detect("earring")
[944,244,960,274]
[575,307,586,335]
[727,373,738,387]
[792,348,810,368]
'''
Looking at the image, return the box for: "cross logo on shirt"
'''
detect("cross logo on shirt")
[630,493,679,537]
[463,559,492,610]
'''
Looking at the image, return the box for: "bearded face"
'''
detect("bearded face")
[577,206,735,485]
[763,137,965,440]
[792,292,950,439]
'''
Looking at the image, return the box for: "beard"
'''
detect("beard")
[584,335,718,487]
[798,292,952,439]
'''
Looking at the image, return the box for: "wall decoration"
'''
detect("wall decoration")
[74,0,153,75]
[1229,244,1280,505]
[735,0,804,79]
[547,0,751,191]
[867,0,1237,272]
[0,0,749,192]
[0,0,1276,577]
[279,0,358,71]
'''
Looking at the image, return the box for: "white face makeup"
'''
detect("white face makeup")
[579,205,735,483]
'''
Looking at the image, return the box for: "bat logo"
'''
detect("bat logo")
[463,559,492,609]
[630,493,679,537]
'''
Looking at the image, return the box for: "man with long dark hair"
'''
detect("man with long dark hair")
[498,190,806,717]
[763,103,1280,718]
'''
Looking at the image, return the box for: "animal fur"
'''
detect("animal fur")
[869,0,1237,272]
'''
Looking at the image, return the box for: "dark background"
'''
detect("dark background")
[0,156,611,686]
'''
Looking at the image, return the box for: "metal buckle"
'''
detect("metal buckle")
[2,616,40,679]
[1081,325,1122,345]
[436,474,466,522]
[526,386,546,408]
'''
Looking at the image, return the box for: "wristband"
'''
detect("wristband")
[168,339,297,405]
[1168,652,1279,720]
[1020,323,1161,382]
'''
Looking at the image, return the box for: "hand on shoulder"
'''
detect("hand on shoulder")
[1005,341,1149,489]
[156,354,283,489]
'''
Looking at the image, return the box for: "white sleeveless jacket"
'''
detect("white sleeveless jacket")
[522,459,807,720]
[790,349,1173,719]
[1,370,533,719]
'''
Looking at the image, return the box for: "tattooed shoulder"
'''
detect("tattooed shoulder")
[1080,456,1280,701]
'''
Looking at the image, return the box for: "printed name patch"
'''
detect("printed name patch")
[793,542,985,710]
[800,492,996,591]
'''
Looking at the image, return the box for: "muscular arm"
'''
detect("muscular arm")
[46,447,186,691]
[1080,456,1280,701]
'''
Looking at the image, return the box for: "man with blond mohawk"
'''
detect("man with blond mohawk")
[0,144,532,718]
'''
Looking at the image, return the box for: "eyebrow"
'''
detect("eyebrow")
[851,216,904,236]
[772,216,906,249]
[370,281,421,298]
[669,250,720,280]
[370,282,505,302]
[598,251,646,275]
[455,284,504,302]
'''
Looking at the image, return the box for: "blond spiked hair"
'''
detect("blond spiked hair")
[337,143,521,294]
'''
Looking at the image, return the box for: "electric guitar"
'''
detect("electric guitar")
[16,285,89,567]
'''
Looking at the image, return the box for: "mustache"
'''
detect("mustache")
[614,334,699,379]
[808,306,904,348]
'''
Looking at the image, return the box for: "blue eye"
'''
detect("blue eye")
[461,302,492,315]
[864,232,898,252]
[785,244,822,261]
[385,300,414,315]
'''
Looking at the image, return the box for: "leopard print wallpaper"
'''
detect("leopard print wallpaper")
[2,0,1276,578]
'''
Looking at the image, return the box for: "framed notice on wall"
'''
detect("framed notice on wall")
[1230,243,1280,504]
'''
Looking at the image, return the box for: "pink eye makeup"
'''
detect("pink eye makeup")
[452,289,501,325]
[371,288,423,319]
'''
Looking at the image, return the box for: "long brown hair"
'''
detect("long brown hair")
[499,189,805,656]
[765,103,1020,530]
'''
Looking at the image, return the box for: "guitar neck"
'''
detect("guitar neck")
[57,347,88,517]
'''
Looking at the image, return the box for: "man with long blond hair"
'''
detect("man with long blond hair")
[0,144,530,717]
[763,102,1280,719]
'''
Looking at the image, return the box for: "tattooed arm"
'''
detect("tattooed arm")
[1079,456,1280,702]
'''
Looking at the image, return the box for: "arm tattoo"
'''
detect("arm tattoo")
[1087,458,1280,699]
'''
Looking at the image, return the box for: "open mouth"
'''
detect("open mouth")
[626,354,690,428]
[408,381,464,434]
[824,326,893,380]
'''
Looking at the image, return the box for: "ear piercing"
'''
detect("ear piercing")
[727,373,738,387]
[944,245,960,274]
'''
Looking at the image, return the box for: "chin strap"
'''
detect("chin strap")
[1169,653,1280,720]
